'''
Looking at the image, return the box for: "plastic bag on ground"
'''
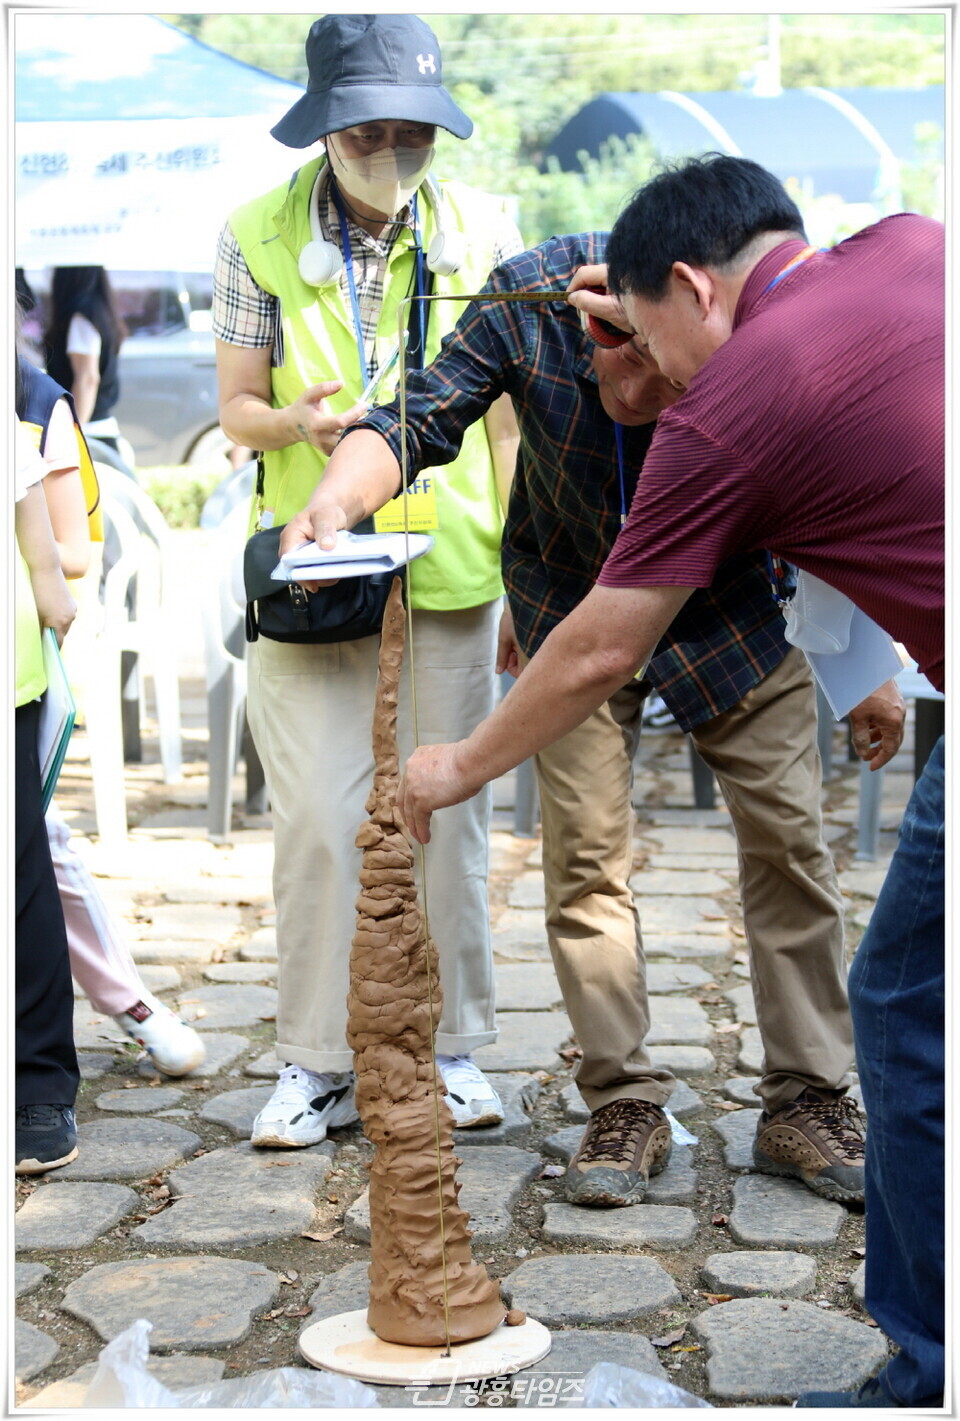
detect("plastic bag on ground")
[82,1318,379,1407]
[581,1360,714,1408]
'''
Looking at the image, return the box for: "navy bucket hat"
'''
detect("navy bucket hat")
[271,13,473,148]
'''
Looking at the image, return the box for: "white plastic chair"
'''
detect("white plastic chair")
[202,498,266,838]
[84,469,183,843]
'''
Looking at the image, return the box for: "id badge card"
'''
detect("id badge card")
[373,475,440,533]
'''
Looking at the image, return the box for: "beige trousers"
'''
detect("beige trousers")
[247,601,500,1074]
[534,645,852,1113]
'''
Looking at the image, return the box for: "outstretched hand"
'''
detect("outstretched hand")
[290,380,368,456]
[397,742,474,844]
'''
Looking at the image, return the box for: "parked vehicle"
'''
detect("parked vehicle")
[22,268,231,470]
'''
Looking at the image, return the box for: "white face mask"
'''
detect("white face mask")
[327,136,435,217]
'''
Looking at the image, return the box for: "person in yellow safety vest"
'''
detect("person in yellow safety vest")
[214,13,523,1147]
[14,417,80,1175]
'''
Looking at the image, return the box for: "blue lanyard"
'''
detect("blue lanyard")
[614,423,627,526]
[330,181,426,386]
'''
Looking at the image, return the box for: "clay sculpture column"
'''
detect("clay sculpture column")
[345,577,505,1347]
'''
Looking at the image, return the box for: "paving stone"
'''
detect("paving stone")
[559,1083,591,1123]
[649,1044,715,1075]
[645,936,732,961]
[77,1051,118,1080]
[636,896,731,936]
[346,1146,540,1248]
[542,1129,697,1205]
[176,983,277,1030]
[848,1260,866,1304]
[629,868,731,897]
[23,1354,226,1408]
[711,1108,760,1169]
[95,1087,185,1113]
[646,962,714,993]
[650,852,739,871]
[513,1329,667,1405]
[645,996,713,1046]
[728,1175,846,1247]
[725,1076,763,1106]
[243,1048,283,1078]
[240,928,278,962]
[541,1201,697,1248]
[737,1026,765,1074]
[56,1118,201,1181]
[73,1000,131,1050]
[15,1182,139,1250]
[723,983,758,1025]
[490,924,552,962]
[60,1256,280,1350]
[198,1084,277,1136]
[138,964,183,992]
[135,902,242,941]
[702,1250,817,1298]
[454,1073,541,1146]
[139,1031,250,1080]
[203,961,278,984]
[506,872,546,910]
[302,1259,372,1331]
[642,827,737,856]
[15,1262,51,1298]
[15,1320,58,1381]
[837,867,888,900]
[638,806,732,829]
[165,879,272,905]
[691,1297,888,1401]
[134,1141,335,1247]
[492,962,564,1010]
[502,1255,680,1325]
[130,940,223,965]
[475,1011,573,1071]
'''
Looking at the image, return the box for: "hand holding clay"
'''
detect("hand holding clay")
[398,741,473,844]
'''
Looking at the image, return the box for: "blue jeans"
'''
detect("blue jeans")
[848,736,944,1403]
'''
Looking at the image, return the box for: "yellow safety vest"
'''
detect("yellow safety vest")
[228,159,507,611]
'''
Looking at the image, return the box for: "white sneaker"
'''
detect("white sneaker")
[113,990,206,1076]
[251,1065,359,1148]
[437,1055,504,1128]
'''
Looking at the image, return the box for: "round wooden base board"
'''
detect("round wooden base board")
[298,1308,551,1386]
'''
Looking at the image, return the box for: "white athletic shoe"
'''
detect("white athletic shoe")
[113,990,206,1076]
[437,1055,504,1128]
[251,1065,359,1148]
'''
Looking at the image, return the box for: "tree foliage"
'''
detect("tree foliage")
[163,12,945,242]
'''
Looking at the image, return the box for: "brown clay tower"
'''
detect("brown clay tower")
[345,577,505,1347]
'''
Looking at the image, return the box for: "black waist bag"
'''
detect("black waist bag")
[243,520,398,645]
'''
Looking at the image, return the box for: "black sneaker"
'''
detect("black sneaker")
[15,1104,78,1175]
[795,1373,942,1407]
[566,1098,672,1207]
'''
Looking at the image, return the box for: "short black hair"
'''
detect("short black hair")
[607,154,806,300]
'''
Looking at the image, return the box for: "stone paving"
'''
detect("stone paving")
[14,596,916,1406]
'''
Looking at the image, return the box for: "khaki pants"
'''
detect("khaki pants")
[534,646,852,1113]
[247,601,500,1074]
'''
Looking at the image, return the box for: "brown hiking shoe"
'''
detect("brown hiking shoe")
[752,1089,865,1203]
[566,1098,672,1207]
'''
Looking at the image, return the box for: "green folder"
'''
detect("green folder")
[38,628,77,814]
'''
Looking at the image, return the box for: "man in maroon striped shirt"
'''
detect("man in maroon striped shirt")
[399,156,944,1409]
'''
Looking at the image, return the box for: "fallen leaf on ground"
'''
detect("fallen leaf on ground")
[715,1101,742,1111]
[650,1328,686,1348]
[539,1165,564,1179]
[711,1213,728,1226]
[702,1293,732,1305]
[714,1022,743,1034]
[849,1247,866,1258]
[302,1227,343,1242]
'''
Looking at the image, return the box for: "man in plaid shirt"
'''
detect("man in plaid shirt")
[284,233,905,1211]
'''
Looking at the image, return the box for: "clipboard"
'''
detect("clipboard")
[37,628,77,814]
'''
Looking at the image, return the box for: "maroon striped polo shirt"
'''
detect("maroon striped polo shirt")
[599,214,945,691]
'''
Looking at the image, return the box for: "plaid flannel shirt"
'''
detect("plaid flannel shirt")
[349,233,788,732]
